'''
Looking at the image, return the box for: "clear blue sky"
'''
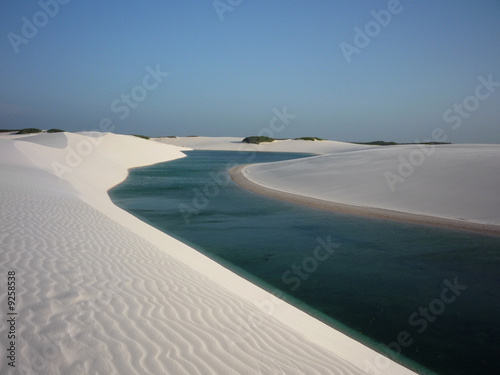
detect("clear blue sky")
[1,0,499,143]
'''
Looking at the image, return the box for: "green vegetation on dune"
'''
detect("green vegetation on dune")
[242,136,327,144]
[131,134,151,140]
[2,128,64,134]
[353,140,451,146]
[294,137,325,141]
[356,141,398,146]
[16,128,43,134]
[242,136,275,144]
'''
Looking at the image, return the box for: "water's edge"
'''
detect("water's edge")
[110,151,500,375]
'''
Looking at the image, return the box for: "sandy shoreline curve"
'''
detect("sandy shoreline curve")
[229,165,500,237]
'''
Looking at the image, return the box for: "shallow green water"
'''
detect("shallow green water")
[110,150,500,375]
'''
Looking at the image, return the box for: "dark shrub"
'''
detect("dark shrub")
[16,128,43,134]
[242,136,275,144]
[131,134,150,140]
[294,137,325,141]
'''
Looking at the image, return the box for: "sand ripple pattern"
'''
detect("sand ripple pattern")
[0,175,372,374]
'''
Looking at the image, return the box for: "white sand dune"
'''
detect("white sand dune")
[154,136,370,154]
[232,144,500,234]
[0,132,415,374]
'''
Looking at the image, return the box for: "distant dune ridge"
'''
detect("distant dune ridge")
[0,132,417,374]
[154,135,370,153]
